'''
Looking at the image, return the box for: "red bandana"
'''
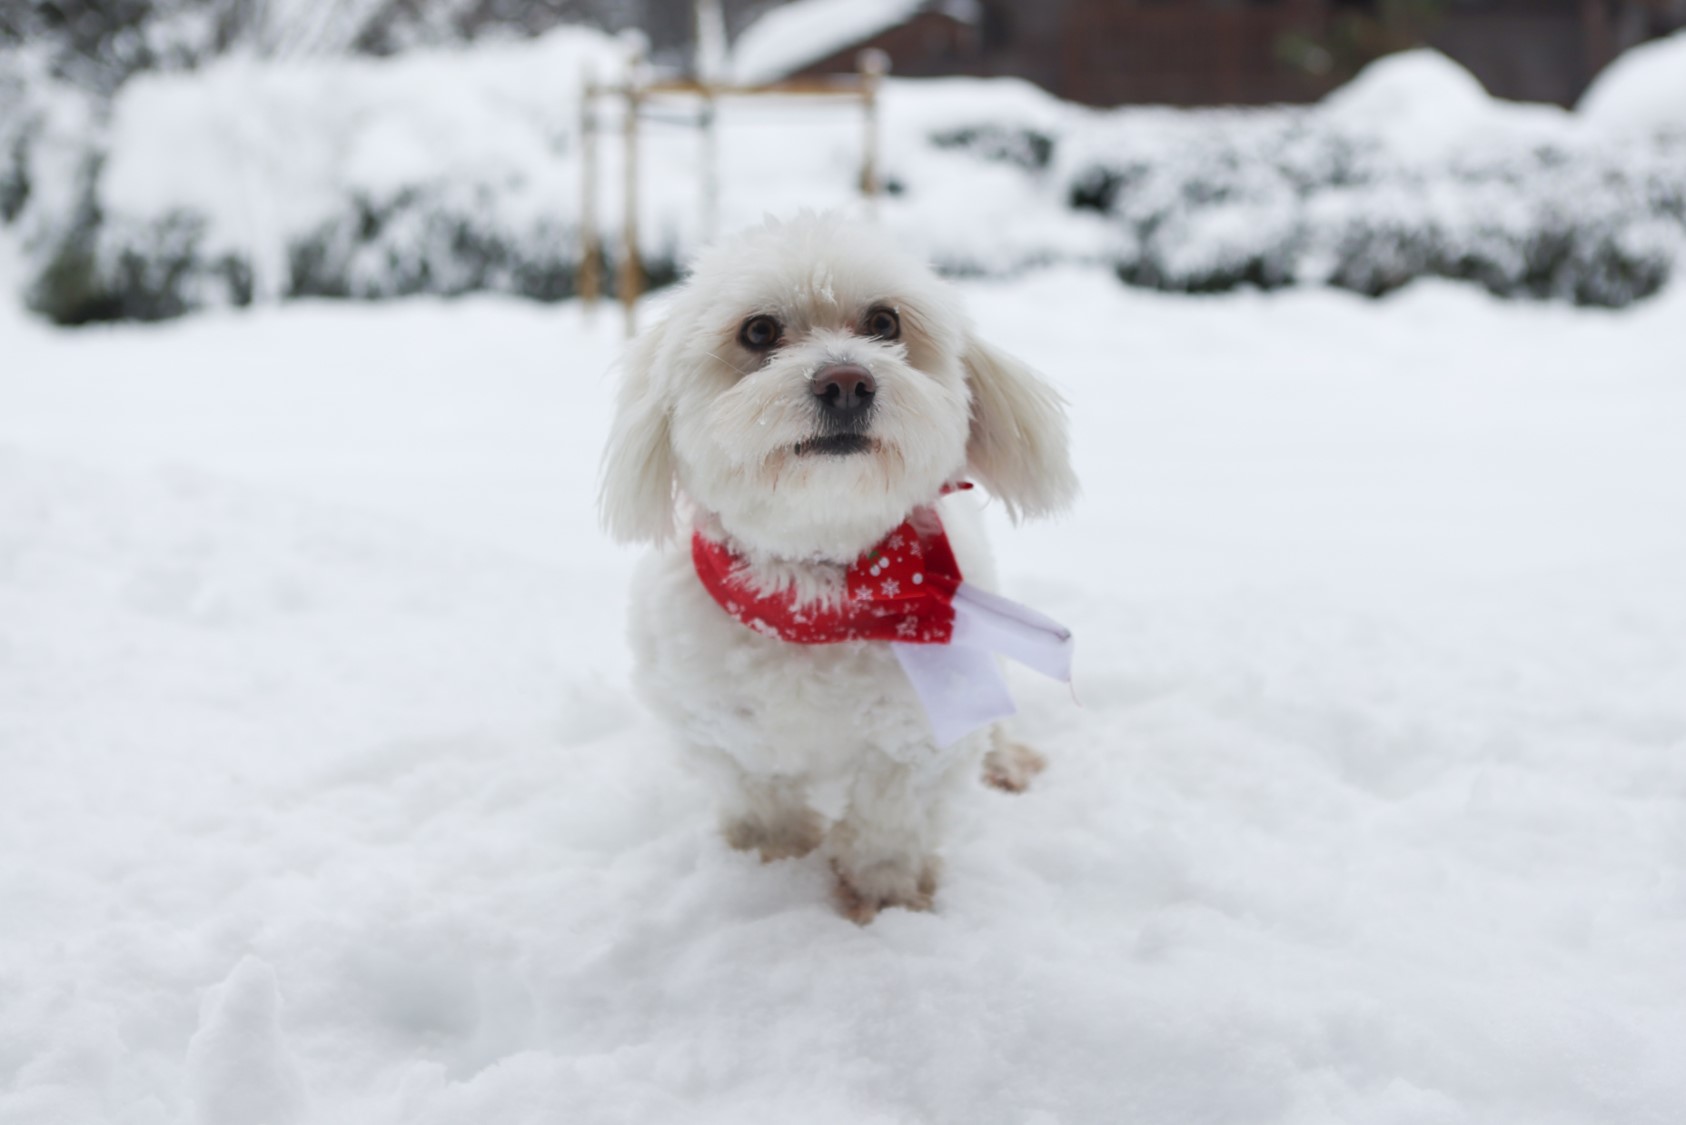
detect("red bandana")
[692,506,965,645]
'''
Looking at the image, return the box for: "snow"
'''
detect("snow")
[730,0,925,86]
[185,959,308,1125]
[1320,49,1571,163]
[4,268,1686,1122]
[1580,29,1686,137]
[1320,49,1492,148]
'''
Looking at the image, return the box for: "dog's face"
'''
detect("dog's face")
[601,214,1076,560]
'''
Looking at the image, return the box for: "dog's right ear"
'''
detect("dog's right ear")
[599,320,679,545]
[963,333,1078,522]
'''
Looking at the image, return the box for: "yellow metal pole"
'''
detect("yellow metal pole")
[579,75,601,315]
[619,71,643,339]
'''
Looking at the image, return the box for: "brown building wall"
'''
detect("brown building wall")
[1427,9,1591,104]
[1052,2,1335,107]
[784,11,980,80]
[779,0,1655,108]
[786,1,1335,106]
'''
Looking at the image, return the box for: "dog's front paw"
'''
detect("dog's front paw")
[723,808,825,863]
[982,739,1047,793]
[830,859,937,925]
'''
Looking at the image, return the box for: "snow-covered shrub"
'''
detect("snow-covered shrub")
[1052,52,1686,307]
[1072,120,1685,306]
[19,28,678,323]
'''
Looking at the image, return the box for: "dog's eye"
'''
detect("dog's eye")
[738,315,781,351]
[864,307,900,341]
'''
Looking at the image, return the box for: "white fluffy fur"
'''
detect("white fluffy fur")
[600,213,1076,921]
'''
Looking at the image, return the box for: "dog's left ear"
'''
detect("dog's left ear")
[963,334,1078,520]
[599,320,680,545]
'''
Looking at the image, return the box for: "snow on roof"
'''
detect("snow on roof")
[731,0,949,86]
[1579,28,1686,136]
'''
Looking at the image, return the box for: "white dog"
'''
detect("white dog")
[600,213,1076,922]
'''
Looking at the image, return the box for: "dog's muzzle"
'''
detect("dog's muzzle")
[799,364,876,455]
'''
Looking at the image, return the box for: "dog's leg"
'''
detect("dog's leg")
[981,725,1047,793]
[825,756,955,923]
[716,770,825,863]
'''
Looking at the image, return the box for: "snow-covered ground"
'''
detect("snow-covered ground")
[3,271,1686,1124]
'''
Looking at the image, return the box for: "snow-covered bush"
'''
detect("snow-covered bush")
[1059,114,1685,306]
[19,28,680,323]
[1045,52,1686,307]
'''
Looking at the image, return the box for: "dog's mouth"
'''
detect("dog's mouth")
[793,434,875,457]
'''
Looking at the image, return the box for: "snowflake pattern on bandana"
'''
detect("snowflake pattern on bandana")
[691,505,965,646]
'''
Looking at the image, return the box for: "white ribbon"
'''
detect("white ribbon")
[891,582,1075,748]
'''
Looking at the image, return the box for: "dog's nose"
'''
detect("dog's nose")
[812,364,876,421]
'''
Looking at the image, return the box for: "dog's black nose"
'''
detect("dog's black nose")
[812,364,876,422]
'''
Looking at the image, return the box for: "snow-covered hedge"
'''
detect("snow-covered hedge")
[22,29,646,323]
[1044,52,1686,307]
[1055,122,1685,307]
[4,39,1685,322]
